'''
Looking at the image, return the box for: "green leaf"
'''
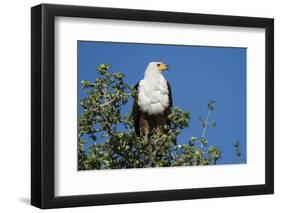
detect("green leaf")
[211,122,216,128]
[207,100,216,111]
[190,136,197,142]
[201,138,208,146]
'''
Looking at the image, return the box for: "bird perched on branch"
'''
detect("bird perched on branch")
[132,62,173,136]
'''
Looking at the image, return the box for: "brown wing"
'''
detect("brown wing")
[132,104,140,136]
[165,81,173,126]
[132,82,141,136]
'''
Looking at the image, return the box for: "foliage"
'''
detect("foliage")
[234,141,242,161]
[78,64,221,170]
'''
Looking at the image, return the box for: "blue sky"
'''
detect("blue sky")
[78,41,246,165]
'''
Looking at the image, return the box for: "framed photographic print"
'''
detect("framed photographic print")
[31,3,274,209]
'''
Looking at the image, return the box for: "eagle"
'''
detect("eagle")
[132,62,173,136]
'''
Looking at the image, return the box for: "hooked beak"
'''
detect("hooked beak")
[159,63,169,72]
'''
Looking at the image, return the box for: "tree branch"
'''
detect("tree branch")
[146,139,158,168]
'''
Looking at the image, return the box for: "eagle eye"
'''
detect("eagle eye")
[157,63,161,66]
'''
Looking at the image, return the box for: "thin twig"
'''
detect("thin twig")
[200,108,211,162]
[91,92,132,113]
[201,109,210,144]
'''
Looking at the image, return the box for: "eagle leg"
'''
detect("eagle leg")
[139,115,150,136]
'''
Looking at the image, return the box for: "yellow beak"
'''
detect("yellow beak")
[159,63,168,72]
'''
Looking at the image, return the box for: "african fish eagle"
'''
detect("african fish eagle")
[132,62,173,136]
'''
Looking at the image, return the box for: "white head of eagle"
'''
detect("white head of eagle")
[132,61,173,136]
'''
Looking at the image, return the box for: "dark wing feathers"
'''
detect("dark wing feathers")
[132,82,140,136]
[164,81,173,128]
[167,81,173,108]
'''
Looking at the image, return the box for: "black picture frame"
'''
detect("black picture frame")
[31,3,274,209]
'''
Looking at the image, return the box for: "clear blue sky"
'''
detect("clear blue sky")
[78,41,246,165]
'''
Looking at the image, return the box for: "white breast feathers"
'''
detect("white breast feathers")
[137,75,169,115]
